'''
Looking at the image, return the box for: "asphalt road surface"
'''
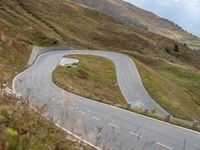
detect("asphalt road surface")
[13,50,200,150]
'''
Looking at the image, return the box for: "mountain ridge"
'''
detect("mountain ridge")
[72,0,200,50]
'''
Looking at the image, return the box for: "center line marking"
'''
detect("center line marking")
[108,123,119,128]
[91,116,101,121]
[79,110,85,114]
[155,142,173,150]
[129,131,142,138]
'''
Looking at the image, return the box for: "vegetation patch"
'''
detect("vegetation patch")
[52,55,200,132]
[0,41,31,86]
[1,0,200,137]
[129,53,200,121]
[53,55,127,108]
[0,95,94,150]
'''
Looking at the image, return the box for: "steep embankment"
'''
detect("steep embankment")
[72,0,200,50]
[1,0,200,120]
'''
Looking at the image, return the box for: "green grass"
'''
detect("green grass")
[157,65,200,104]
[1,0,200,139]
[130,53,200,121]
[53,55,127,108]
[53,54,200,122]
[52,51,200,123]
[53,55,200,132]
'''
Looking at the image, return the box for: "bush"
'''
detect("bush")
[174,44,179,52]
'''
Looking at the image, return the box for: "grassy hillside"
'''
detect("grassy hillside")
[133,55,200,121]
[0,0,197,84]
[53,54,200,121]
[72,0,200,50]
[0,0,200,121]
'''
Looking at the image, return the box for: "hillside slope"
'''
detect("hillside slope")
[0,0,200,120]
[72,0,200,50]
[0,95,94,150]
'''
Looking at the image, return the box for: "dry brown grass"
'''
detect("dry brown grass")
[0,94,94,150]
[72,0,200,50]
[53,55,127,108]
[0,41,31,86]
[53,53,200,122]
[0,0,200,131]
[52,55,200,131]
[1,0,200,68]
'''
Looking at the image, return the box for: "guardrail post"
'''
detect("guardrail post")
[112,99,116,105]
[192,121,199,129]
[144,108,149,115]
[127,104,131,110]
[165,114,171,122]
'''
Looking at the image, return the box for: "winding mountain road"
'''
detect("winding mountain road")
[13,50,200,150]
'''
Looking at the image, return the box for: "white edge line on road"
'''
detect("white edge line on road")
[129,131,142,138]
[11,51,103,150]
[28,104,102,150]
[12,49,200,138]
[12,69,24,92]
[155,142,173,150]
[12,58,102,150]
[108,123,119,129]
[56,124,102,150]
[79,110,86,114]
[91,116,101,121]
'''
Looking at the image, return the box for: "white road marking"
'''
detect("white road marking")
[12,50,200,150]
[26,104,102,150]
[56,124,102,150]
[79,110,86,114]
[155,142,173,150]
[91,116,101,121]
[129,131,142,138]
[108,123,119,128]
